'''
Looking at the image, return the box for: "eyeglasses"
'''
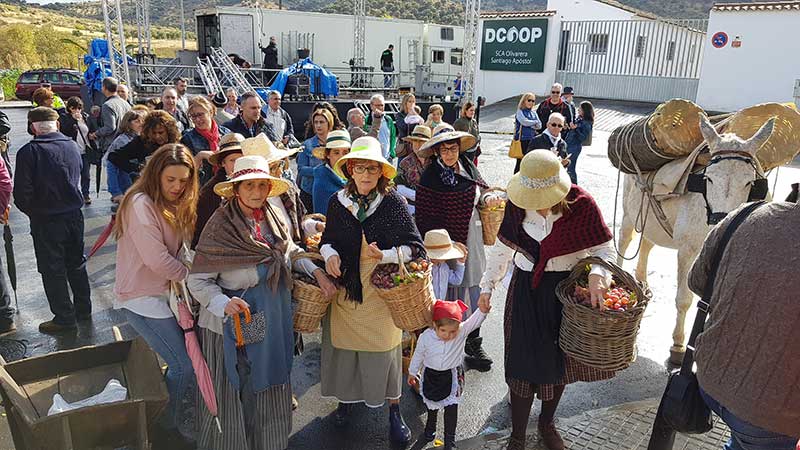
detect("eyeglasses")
[352,165,381,175]
[438,144,460,154]
[549,123,564,128]
[189,112,207,119]
[551,91,561,94]
[526,99,535,103]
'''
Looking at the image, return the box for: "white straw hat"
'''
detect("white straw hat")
[424,229,465,260]
[241,133,299,163]
[333,136,397,179]
[506,150,572,211]
[214,155,291,199]
[402,124,432,143]
[417,123,476,159]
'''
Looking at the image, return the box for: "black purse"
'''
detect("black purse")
[648,201,765,449]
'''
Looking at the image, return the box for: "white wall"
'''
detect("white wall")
[475,15,562,105]
[696,9,800,112]
[547,0,634,21]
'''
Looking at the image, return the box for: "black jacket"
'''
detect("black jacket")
[13,132,84,220]
[380,49,393,69]
[261,43,279,69]
[59,111,98,152]
[223,115,277,140]
[0,110,10,138]
[108,135,158,174]
[526,133,567,159]
[536,100,574,135]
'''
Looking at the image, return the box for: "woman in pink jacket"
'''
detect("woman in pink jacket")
[113,144,199,447]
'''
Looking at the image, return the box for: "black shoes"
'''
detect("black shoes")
[465,336,493,371]
[38,320,77,334]
[333,402,352,428]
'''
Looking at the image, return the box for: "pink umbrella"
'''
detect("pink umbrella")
[177,295,223,434]
[88,215,115,258]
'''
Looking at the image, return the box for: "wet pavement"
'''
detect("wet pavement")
[0,98,797,449]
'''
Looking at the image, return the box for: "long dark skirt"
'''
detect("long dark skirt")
[504,269,616,401]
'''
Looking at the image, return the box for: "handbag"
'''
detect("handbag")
[508,122,524,159]
[649,201,765,448]
[231,309,267,347]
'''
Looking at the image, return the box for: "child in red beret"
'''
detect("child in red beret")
[407,299,491,449]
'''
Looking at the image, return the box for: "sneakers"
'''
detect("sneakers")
[38,320,77,334]
[465,336,493,371]
[388,403,411,445]
[538,419,565,450]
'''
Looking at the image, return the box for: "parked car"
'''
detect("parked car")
[15,69,83,101]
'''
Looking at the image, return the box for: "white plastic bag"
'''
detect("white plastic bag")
[47,378,128,416]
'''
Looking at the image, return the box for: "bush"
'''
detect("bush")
[0,69,23,100]
[72,29,82,37]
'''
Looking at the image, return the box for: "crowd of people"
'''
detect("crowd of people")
[0,75,796,450]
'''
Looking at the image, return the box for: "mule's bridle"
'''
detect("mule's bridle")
[687,151,768,225]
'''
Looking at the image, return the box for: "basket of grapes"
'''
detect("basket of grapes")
[302,213,325,252]
[555,257,652,371]
[371,249,435,332]
[291,252,336,333]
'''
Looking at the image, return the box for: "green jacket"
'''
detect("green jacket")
[365,113,396,159]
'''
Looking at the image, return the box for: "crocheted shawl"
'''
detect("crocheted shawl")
[320,189,425,303]
[416,155,488,243]
[498,185,612,288]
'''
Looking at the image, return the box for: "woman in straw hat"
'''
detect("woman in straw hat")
[112,144,200,447]
[312,129,351,215]
[191,132,245,249]
[188,155,337,450]
[477,150,616,450]
[415,123,503,372]
[318,136,424,445]
[394,124,432,215]
[297,107,338,211]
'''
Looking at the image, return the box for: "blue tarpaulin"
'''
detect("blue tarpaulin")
[83,38,136,92]
[268,58,338,97]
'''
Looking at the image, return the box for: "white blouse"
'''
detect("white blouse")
[479,209,614,293]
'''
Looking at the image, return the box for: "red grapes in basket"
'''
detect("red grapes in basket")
[573,285,636,312]
[371,259,430,289]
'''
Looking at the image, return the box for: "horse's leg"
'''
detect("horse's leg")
[670,246,697,365]
[616,215,636,267]
[634,237,655,283]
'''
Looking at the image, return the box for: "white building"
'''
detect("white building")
[696,1,800,112]
[547,0,658,21]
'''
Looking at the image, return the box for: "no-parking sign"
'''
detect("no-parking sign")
[711,32,728,48]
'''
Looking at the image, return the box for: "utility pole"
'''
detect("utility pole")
[180,0,186,50]
[462,0,481,101]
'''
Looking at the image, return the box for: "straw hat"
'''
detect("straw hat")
[417,123,477,159]
[424,229,465,261]
[213,155,291,199]
[506,150,572,211]
[208,133,245,166]
[333,136,397,179]
[402,124,432,143]
[241,133,299,163]
[313,129,352,160]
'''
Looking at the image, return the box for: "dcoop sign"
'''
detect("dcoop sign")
[480,19,549,72]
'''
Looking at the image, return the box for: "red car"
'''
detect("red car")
[15,69,83,101]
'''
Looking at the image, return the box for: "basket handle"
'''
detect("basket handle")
[396,246,410,278]
[484,187,507,196]
[291,251,325,264]
[574,256,643,301]
[232,308,252,348]
[302,213,326,223]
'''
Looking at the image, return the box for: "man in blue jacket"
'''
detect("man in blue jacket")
[14,107,91,334]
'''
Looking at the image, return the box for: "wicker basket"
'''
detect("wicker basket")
[401,333,417,375]
[721,103,800,172]
[477,187,506,246]
[555,257,652,371]
[291,252,333,333]
[374,248,434,331]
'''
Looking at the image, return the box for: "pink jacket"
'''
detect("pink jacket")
[114,193,188,301]
[0,156,12,212]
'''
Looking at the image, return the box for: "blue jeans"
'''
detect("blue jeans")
[123,309,196,437]
[80,154,91,198]
[107,160,133,197]
[566,145,581,185]
[700,388,798,450]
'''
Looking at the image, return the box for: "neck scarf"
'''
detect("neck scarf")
[196,120,220,152]
[250,206,272,246]
[348,190,378,222]
[543,129,562,146]
[438,158,458,187]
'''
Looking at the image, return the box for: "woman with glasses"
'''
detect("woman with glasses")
[318,136,425,446]
[181,96,232,186]
[525,113,569,175]
[514,93,541,173]
[415,125,503,372]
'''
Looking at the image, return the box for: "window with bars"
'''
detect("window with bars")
[666,41,676,61]
[589,34,609,54]
[635,35,647,58]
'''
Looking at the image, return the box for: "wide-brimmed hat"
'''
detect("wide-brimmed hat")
[333,136,396,179]
[313,129,351,159]
[424,229,465,261]
[402,124,432,144]
[241,133,298,163]
[507,150,572,211]
[213,155,291,199]
[208,133,245,166]
[417,123,477,159]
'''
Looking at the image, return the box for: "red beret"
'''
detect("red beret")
[432,300,468,323]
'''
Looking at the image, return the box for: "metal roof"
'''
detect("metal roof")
[479,10,556,19]
[593,0,660,19]
[711,1,800,11]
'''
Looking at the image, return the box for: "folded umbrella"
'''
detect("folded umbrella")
[232,309,259,447]
[3,224,17,312]
[88,214,115,258]
[95,162,102,196]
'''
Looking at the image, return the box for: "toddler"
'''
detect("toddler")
[408,299,490,450]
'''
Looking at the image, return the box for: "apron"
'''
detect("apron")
[330,235,402,352]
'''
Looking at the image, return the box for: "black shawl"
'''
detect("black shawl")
[320,189,425,303]
[415,155,488,243]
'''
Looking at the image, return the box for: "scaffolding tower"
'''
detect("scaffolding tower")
[101,0,131,85]
[461,0,481,101]
[134,0,153,56]
[352,0,366,67]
